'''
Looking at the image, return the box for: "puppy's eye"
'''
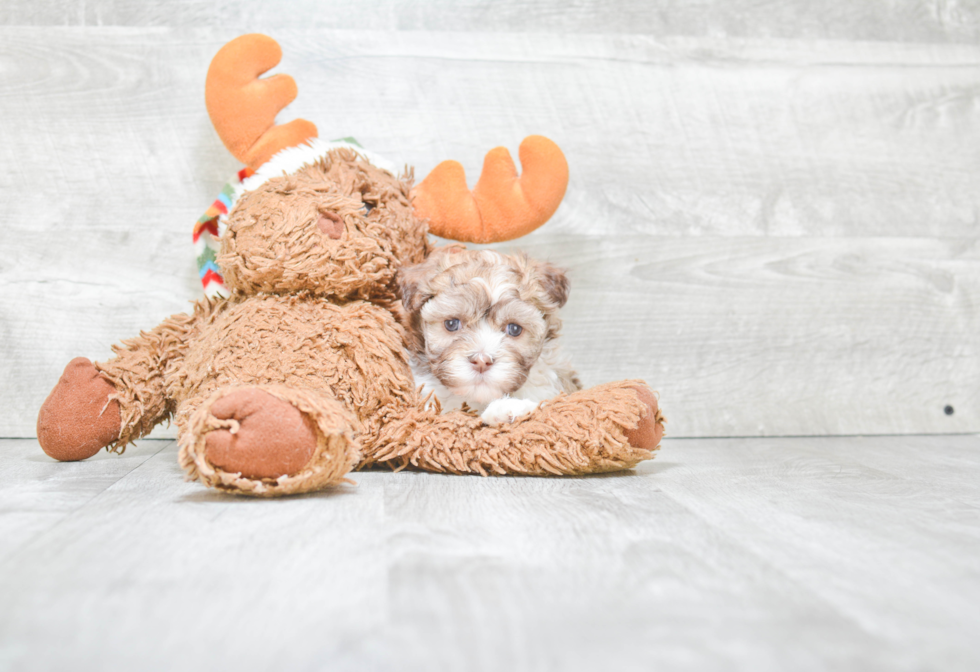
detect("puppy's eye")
[444,319,461,332]
[506,323,523,337]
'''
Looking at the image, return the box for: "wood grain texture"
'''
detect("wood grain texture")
[3,0,980,44]
[1,26,978,437]
[496,234,980,436]
[1,435,978,671]
[2,29,978,240]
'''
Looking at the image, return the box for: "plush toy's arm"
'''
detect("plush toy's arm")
[95,302,216,449]
[38,300,217,460]
[364,381,664,476]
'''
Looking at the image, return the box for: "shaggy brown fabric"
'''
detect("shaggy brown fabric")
[37,149,665,495]
[167,293,416,495]
[37,358,121,461]
[364,381,660,476]
[170,296,417,426]
[218,150,428,303]
[95,300,215,451]
[180,385,360,496]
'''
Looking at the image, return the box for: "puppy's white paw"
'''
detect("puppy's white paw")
[480,398,540,426]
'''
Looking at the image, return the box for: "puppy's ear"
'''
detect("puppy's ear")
[397,261,434,314]
[439,243,468,256]
[398,244,468,312]
[535,262,570,308]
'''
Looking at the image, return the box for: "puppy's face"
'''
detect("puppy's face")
[399,249,569,405]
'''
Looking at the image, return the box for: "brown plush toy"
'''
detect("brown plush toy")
[36,34,664,496]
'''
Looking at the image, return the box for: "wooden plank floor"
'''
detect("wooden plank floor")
[1,435,977,671]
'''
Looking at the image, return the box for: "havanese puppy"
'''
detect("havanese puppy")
[398,247,581,426]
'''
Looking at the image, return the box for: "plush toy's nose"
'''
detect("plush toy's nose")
[317,212,344,239]
[468,353,493,373]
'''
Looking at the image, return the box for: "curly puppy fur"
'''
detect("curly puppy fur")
[398,248,581,419]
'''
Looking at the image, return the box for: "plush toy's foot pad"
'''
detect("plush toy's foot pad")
[204,389,318,479]
[37,357,121,461]
[624,385,664,451]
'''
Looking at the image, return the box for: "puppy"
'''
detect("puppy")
[398,247,581,425]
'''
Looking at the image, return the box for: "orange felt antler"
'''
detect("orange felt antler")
[205,34,318,170]
[413,136,569,244]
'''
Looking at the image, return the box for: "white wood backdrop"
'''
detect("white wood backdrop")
[1,2,978,438]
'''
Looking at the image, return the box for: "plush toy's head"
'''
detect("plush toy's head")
[218,145,428,301]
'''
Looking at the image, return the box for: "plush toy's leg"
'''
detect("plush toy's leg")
[177,385,361,496]
[366,380,665,476]
[36,358,122,461]
[623,384,664,451]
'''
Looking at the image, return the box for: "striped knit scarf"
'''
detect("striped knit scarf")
[192,167,252,298]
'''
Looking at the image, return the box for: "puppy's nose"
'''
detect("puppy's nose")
[468,353,493,373]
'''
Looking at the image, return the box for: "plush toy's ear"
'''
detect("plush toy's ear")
[414,136,569,244]
[205,34,318,170]
[397,263,433,314]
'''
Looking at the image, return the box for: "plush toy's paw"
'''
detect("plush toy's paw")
[37,358,121,461]
[480,398,540,426]
[204,389,318,479]
[624,385,664,451]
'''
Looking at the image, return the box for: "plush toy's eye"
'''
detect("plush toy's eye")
[445,319,461,332]
[506,323,523,337]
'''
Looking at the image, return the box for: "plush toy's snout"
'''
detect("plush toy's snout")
[317,212,345,239]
